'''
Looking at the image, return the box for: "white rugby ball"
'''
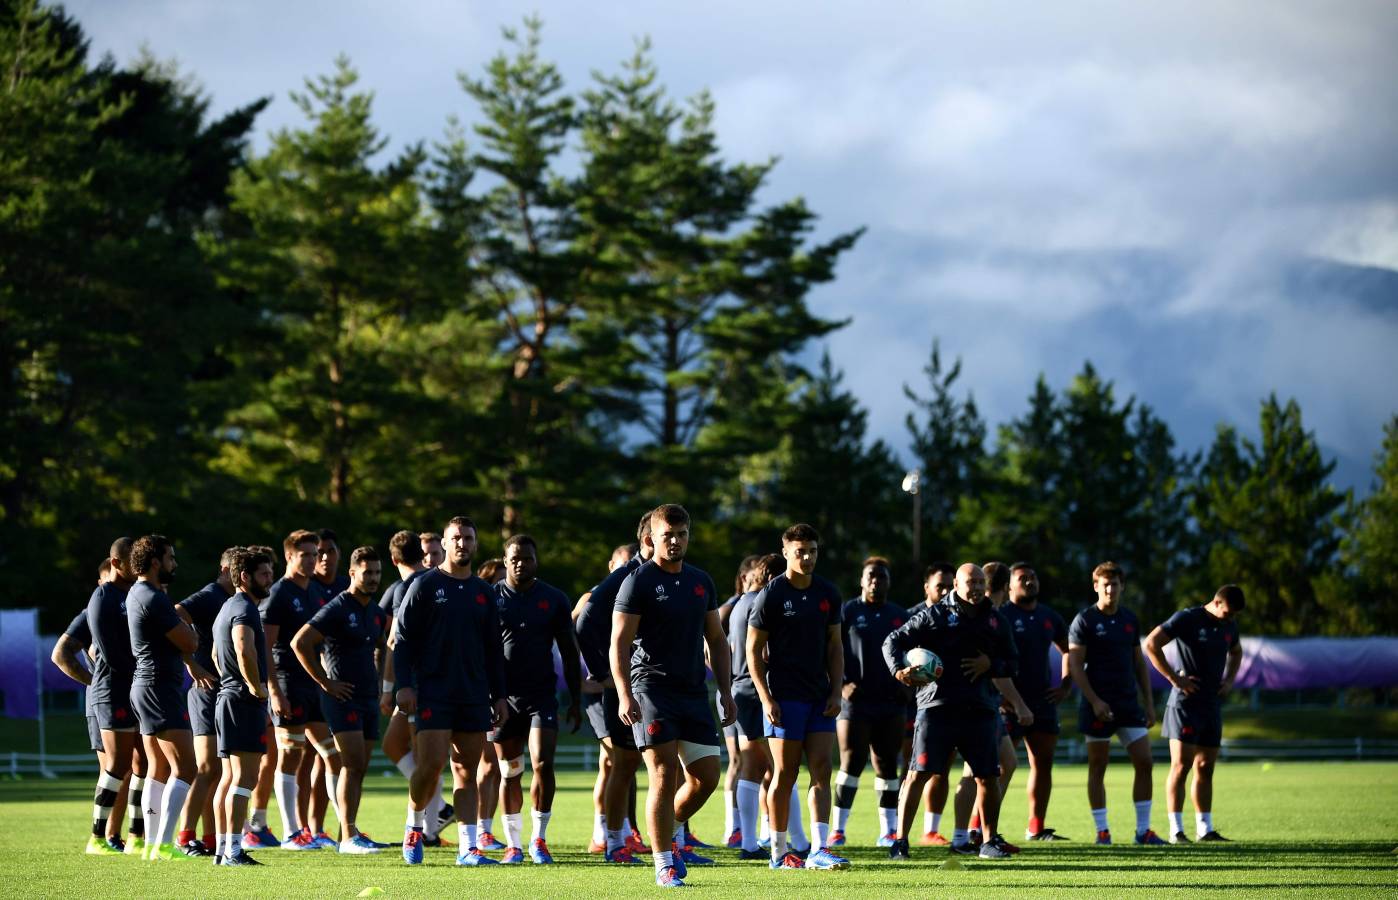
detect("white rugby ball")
[905,647,944,682]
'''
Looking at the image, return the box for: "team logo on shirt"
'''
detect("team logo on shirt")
[1014,619,1026,632]
[947,612,959,627]
[693,584,705,597]
[1095,623,1107,636]
[818,599,830,613]
[537,600,549,610]
[988,616,999,629]
[656,584,668,600]
[292,598,303,612]
[476,593,488,605]
[1198,627,1209,642]
[782,598,796,617]
[857,615,866,625]
[348,612,358,627]
[435,589,447,604]
[1123,623,1135,635]
[892,618,903,628]
[1042,619,1054,632]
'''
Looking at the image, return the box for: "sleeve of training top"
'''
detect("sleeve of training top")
[882,607,936,677]
[1158,607,1190,638]
[574,596,610,682]
[149,593,184,638]
[613,570,646,617]
[65,610,92,645]
[747,584,774,631]
[307,600,342,638]
[392,579,426,690]
[1068,610,1089,646]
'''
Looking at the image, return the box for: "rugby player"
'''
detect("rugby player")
[394,516,508,866]
[917,561,955,845]
[488,535,581,864]
[127,534,215,860]
[833,556,909,848]
[420,532,445,568]
[241,544,283,850]
[294,546,392,852]
[719,555,761,849]
[1067,561,1164,846]
[1144,584,1244,843]
[611,504,736,888]
[883,563,1030,861]
[304,529,351,844]
[211,548,275,866]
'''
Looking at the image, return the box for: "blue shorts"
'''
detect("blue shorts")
[272,677,325,728]
[1004,702,1061,741]
[92,690,136,732]
[910,706,999,779]
[413,698,492,733]
[490,693,558,742]
[322,695,381,740]
[732,688,765,742]
[188,685,217,737]
[216,694,270,758]
[131,681,191,735]
[631,689,719,749]
[86,715,104,752]
[1078,699,1148,740]
[765,699,836,741]
[1162,702,1222,748]
[586,689,636,750]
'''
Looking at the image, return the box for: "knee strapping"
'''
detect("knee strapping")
[232,786,253,799]
[504,755,527,779]
[314,738,339,759]
[678,741,720,766]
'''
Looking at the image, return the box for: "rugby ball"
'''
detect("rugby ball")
[905,647,944,682]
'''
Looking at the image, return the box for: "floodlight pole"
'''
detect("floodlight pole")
[902,469,922,569]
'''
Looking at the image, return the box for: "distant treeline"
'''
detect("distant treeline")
[2,2,1394,634]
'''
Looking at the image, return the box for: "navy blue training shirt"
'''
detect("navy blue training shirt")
[308,591,386,701]
[310,573,350,607]
[393,568,505,706]
[214,592,268,701]
[1068,604,1143,706]
[574,556,642,682]
[260,577,319,686]
[841,597,910,706]
[749,574,843,703]
[64,609,92,648]
[179,581,232,673]
[1001,600,1069,706]
[86,582,134,706]
[127,580,186,685]
[727,590,759,692]
[495,579,573,699]
[1160,606,1240,706]
[614,560,718,697]
[378,568,428,619]
[882,593,1019,712]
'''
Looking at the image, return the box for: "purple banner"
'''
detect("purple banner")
[0,608,40,719]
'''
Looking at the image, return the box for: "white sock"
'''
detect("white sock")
[248,807,267,831]
[737,780,762,852]
[504,812,523,849]
[622,816,632,835]
[673,820,685,846]
[460,821,478,850]
[876,777,900,836]
[217,832,228,856]
[324,769,341,834]
[144,777,165,837]
[759,812,770,841]
[771,830,788,862]
[424,775,444,834]
[275,772,300,836]
[480,816,494,835]
[158,777,190,846]
[1197,811,1213,837]
[787,784,807,848]
[835,805,852,831]
[395,752,415,779]
[606,828,625,853]
[407,804,425,829]
[813,821,830,852]
[1134,800,1152,836]
[531,809,551,843]
[655,849,674,873]
[1092,807,1109,832]
[881,803,898,836]
[925,810,941,834]
[1169,811,1185,836]
[593,812,607,843]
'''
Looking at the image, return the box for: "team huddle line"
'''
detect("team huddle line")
[54,506,1244,887]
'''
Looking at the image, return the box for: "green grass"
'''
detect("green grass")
[1,762,1395,897]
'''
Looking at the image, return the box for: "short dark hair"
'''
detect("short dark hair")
[249,546,278,569]
[283,529,318,556]
[230,548,271,588]
[735,554,761,595]
[984,561,1010,593]
[648,504,690,529]
[504,534,537,555]
[862,556,892,572]
[1009,561,1034,575]
[317,528,339,547]
[636,512,654,543]
[614,543,638,561]
[109,537,134,567]
[754,553,784,585]
[349,546,378,567]
[476,558,504,581]
[445,516,476,533]
[782,523,821,545]
[389,530,425,565]
[1215,584,1246,610]
[130,535,172,575]
[924,560,955,582]
[219,546,242,571]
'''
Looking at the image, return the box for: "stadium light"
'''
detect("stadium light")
[902,469,921,567]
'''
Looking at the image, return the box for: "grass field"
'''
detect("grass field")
[1,762,1395,897]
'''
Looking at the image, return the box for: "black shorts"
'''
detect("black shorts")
[1004,702,1061,741]
[272,678,325,728]
[92,692,137,732]
[131,681,191,735]
[86,715,104,752]
[490,694,559,743]
[910,706,999,779]
[733,688,765,742]
[839,698,908,722]
[587,689,636,750]
[631,689,719,749]
[322,695,381,740]
[216,694,270,758]
[1162,703,1223,748]
[1078,699,1148,740]
[413,697,492,733]
[188,685,217,737]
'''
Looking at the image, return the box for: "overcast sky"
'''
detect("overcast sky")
[67,1,1398,490]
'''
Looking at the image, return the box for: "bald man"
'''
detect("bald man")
[882,564,1030,862]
